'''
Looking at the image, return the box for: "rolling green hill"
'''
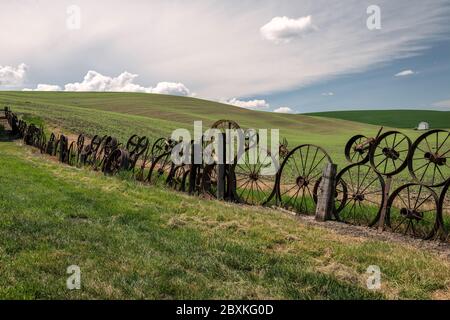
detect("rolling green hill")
[304,110,450,129]
[0,92,429,170]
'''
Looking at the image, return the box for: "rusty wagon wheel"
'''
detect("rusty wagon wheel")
[147,152,173,185]
[439,180,450,241]
[56,135,69,163]
[127,135,149,170]
[201,164,219,198]
[75,134,85,164]
[94,136,119,170]
[103,149,130,175]
[386,183,440,240]
[230,147,278,205]
[68,141,78,166]
[369,131,411,176]
[151,137,175,160]
[408,129,449,187]
[45,132,56,155]
[167,165,186,190]
[276,144,332,214]
[211,119,240,131]
[333,164,385,226]
[345,134,371,164]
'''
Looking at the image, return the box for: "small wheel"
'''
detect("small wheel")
[103,149,130,175]
[387,183,440,239]
[439,180,449,241]
[151,138,173,159]
[211,119,240,132]
[277,144,332,214]
[370,131,411,176]
[345,135,371,164]
[68,141,77,166]
[133,147,153,181]
[231,148,278,205]
[147,152,173,185]
[408,130,449,187]
[168,165,186,190]
[334,164,385,226]
[201,164,218,198]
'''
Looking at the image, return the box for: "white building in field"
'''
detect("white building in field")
[417,121,429,131]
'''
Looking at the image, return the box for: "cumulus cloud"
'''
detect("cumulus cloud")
[23,84,61,91]
[0,63,27,86]
[227,98,270,109]
[261,16,316,43]
[395,70,415,77]
[321,92,334,96]
[274,107,293,113]
[63,70,190,96]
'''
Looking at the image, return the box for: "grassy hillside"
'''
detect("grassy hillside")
[0,92,427,170]
[304,110,450,129]
[1,138,449,299]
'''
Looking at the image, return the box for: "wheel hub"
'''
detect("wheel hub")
[296,176,309,187]
[382,147,400,160]
[424,152,446,166]
[249,173,259,181]
[400,208,423,221]
[352,193,365,201]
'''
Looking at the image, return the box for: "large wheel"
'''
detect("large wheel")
[230,148,278,205]
[334,164,385,226]
[369,131,411,176]
[167,165,186,191]
[386,183,440,239]
[211,119,240,132]
[127,135,149,170]
[276,144,332,214]
[68,141,77,166]
[408,130,449,187]
[345,134,371,164]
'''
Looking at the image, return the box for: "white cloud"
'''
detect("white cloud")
[261,16,316,43]
[0,63,27,86]
[149,82,190,96]
[227,98,270,109]
[432,99,450,108]
[23,84,61,91]
[321,92,334,96]
[395,70,415,77]
[63,70,190,96]
[274,107,293,113]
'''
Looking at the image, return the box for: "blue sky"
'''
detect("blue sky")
[0,0,449,113]
[259,41,450,112]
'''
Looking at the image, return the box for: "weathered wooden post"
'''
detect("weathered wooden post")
[188,141,199,195]
[377,175,392,232]
[216,132,226,200]
[315,163,337,221]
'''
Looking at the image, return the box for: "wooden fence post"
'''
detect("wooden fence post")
[315,163,337,221]
[216,133,226,200]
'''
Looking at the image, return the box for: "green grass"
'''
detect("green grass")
[1,139,450,299]
[304,110,450,129]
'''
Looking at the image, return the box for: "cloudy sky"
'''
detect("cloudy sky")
[1,0,449,113]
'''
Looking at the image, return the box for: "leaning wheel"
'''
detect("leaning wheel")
[201,164,218,198]
[408,130,449,187]
[230,148,278,205]
[387,183,440,239]
[103,149,130,175]
[334,164,385,226]
[68,141,77,166]
[345,135,371,164]
[168,165,186,190]
[277,144,332,214]
[439,180,449,241]
[151,138,174,160]
[369,131,411,176]
[147,152,173,185]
